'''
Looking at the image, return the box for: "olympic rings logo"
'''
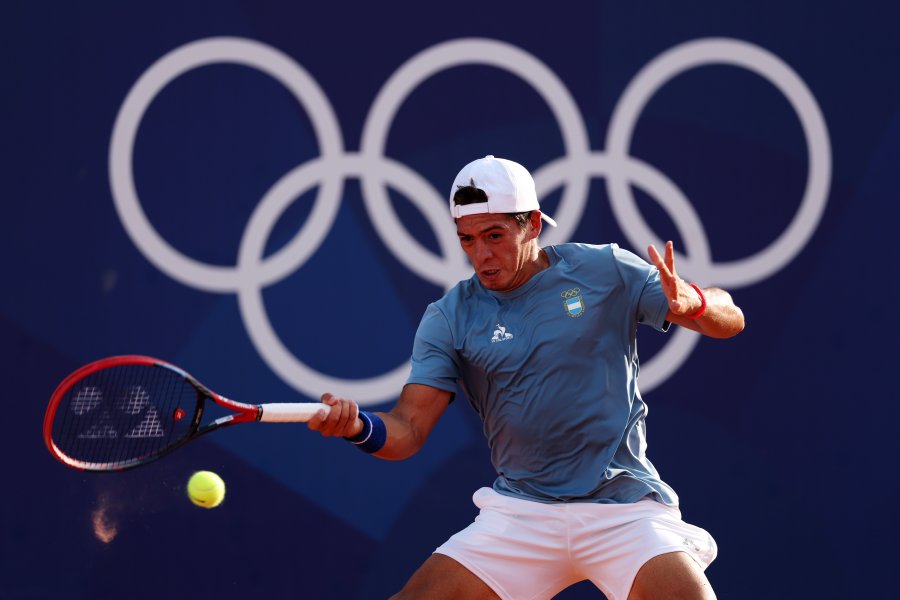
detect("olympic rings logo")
[109,36,830,406]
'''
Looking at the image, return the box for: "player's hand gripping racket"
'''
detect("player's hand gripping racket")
[43,355,331,472]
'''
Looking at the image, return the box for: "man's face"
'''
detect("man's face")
[456,212,540,292]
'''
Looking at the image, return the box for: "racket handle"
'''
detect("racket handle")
[258,403,332,422]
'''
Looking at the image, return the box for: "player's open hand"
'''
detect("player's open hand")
[647,240,703,317]
[308,393,364,438]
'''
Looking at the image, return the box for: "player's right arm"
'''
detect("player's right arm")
[307,383,452,460]
[309,301,457,458]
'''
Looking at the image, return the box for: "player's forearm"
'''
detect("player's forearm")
[366,383,451,460]
[669,287,745,338]
[318,384,449,459]
[372,411,428,461]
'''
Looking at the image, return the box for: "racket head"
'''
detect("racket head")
[43,356,208,472]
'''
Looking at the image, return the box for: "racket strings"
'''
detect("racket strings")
[51,364,200,469]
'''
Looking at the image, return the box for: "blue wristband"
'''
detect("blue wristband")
[344,411,387,454]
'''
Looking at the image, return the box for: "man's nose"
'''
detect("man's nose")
[474,240,493,263]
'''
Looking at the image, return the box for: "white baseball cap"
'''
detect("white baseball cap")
[449,155,557,227]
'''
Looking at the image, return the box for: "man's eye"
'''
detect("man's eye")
[489,234,502,240]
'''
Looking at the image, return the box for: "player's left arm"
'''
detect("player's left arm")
[648,241,745,339]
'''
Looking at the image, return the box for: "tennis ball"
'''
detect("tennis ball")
[187,470,225,509]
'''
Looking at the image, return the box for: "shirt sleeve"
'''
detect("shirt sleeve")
[611,244,671,332]
[406,303,461,393]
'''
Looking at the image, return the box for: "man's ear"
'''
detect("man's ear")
[528,211,543,240]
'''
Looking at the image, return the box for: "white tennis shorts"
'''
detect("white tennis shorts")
[434,487,717,600]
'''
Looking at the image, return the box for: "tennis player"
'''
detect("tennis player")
[310,155,744,599]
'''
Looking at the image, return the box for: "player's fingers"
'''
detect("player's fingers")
[308,393,336,432]
[306,407,327,431]
[665,240,677,277]
[319,397,344,436]
[341,402,363,438]
[339,400,359,432]
[327,397,361,437]
[648,244,671,279]
[309,394,361,437]
[336,400,364,438]
[328,399,350,435]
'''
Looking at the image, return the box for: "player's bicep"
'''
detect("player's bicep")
[408,304,460,390]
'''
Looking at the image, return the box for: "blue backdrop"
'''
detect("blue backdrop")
[4,1,899,598]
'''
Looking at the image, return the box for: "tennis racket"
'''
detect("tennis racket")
[43,355,332,472]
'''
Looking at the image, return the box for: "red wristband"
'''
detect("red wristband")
[685,284,706,319]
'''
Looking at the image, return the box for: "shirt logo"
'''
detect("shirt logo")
[561,288,584,317]
[491,324,514,343]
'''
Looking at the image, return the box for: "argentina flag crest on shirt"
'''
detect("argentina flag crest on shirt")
[561,288,584,317]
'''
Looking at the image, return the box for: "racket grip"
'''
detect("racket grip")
[258,403,332,422]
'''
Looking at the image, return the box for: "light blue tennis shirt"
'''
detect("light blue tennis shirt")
[407,243,680,506]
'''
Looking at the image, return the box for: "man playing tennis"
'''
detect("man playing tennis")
[310,155,744,599]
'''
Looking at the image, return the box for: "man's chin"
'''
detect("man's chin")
[477,272,504,290]
[480,273,521,292]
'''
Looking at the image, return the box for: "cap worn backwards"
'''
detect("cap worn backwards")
[448,155,557,227]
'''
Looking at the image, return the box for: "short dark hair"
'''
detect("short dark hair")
[452,185,533,230]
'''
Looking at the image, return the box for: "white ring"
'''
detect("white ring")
[236,155,456,402]
[109,37,344,292]
[606,38,831,287]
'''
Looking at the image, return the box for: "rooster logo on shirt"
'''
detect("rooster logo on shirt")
[491,324,514,343]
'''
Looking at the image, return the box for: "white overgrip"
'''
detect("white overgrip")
[258,403,331,422]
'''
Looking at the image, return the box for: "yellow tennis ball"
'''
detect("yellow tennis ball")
[187,470,225,509]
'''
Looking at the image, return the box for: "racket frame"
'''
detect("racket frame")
[43,355,261,471]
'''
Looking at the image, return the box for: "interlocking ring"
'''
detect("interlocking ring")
[109,36,830,404]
